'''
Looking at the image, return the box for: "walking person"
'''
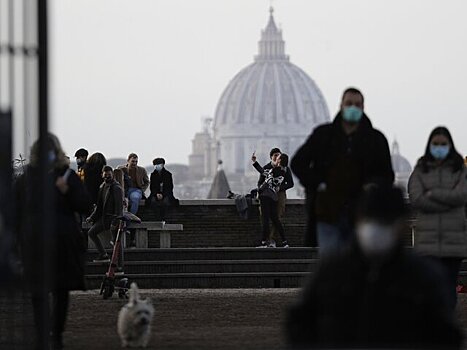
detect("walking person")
[15,134,92,349]
[408,126,467,309]
[291,87,394,257]
[86,166,124,264]
[252,152,289,248]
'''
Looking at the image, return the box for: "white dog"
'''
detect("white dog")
[117,283,155,348]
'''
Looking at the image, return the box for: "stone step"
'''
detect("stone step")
[85,258,318,275]
[86,247,319,261]
[85,271,311,289]
[85,270,467,289]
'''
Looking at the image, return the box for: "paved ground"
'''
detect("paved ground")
[1,289,467,349]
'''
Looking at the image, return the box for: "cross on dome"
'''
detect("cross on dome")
[255,7,288,62]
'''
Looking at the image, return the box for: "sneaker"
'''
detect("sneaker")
[115,268,125,276]
[93,254,110,263]
[268,240,276,248]
[282,241,289,248]
[256,241,268,248]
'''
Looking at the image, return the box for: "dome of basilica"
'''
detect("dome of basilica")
[212,8,330,175]
[391,140,412,173]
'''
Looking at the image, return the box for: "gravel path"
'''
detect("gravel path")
[2,289,467,349]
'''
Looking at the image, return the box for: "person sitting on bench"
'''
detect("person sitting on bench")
[147,158,177,221]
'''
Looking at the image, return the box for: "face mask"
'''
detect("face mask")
[356,222,397,258]
[154,164,163,172]
[430,144,450,160]
[342,106,363,123]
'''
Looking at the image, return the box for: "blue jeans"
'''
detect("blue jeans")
[317,216,353,258]
[128,188,142,214]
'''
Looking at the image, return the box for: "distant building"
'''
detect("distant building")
[391,140,412,194]
[186,7,330,198]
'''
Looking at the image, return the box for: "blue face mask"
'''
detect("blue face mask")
[430,144,450,160]
[154,164,163,172]
[342,106,363,123]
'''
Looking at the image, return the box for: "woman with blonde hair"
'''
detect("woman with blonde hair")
[16,133,91,349]
[408,126,467,309]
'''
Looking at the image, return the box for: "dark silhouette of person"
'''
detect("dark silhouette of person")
[287,186,463,350]
[15,134,92,349]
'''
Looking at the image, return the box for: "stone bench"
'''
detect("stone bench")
[83,221,183,249]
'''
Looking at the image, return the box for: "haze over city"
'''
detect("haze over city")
[50,0,467,167]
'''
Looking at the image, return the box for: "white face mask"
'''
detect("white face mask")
[356,222,397,258]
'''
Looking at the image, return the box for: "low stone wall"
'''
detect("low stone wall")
[137,199,414,248]
[138,199,307,248]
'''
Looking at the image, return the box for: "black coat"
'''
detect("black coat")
[257,162,294,193]
[291,113,394,223]
[89,180,124,228]
[83,163,104,206]
[15,166,92,291]
[149,168,174,200]
[287,246,463,349]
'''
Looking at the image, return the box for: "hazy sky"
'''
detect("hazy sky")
[50,0,467,167]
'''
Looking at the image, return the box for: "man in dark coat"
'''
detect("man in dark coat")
[148,158,177,220]
[291,87,394,255]
[87,166,124,262]
[287,186,463,350]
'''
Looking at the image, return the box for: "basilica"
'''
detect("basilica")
[177,8,410,199]
[186,8,330,198]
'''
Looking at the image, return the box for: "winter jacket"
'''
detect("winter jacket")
[291,112,394,224]
[89,180,124,229]
[15,166,92,291]
[253,161,285,201]
[287,245,463,349]
[149,168,174,199]
[258,162,294,193]
[408,161,467,258]
[118,164,149,192]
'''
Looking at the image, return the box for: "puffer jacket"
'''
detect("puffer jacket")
[408,161,467,258]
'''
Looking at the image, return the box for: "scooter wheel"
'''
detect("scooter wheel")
[102,284,114,300]
[118,289,128,299]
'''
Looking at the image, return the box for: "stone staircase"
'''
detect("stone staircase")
[85,247,318,289]
[84,200,467,289]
